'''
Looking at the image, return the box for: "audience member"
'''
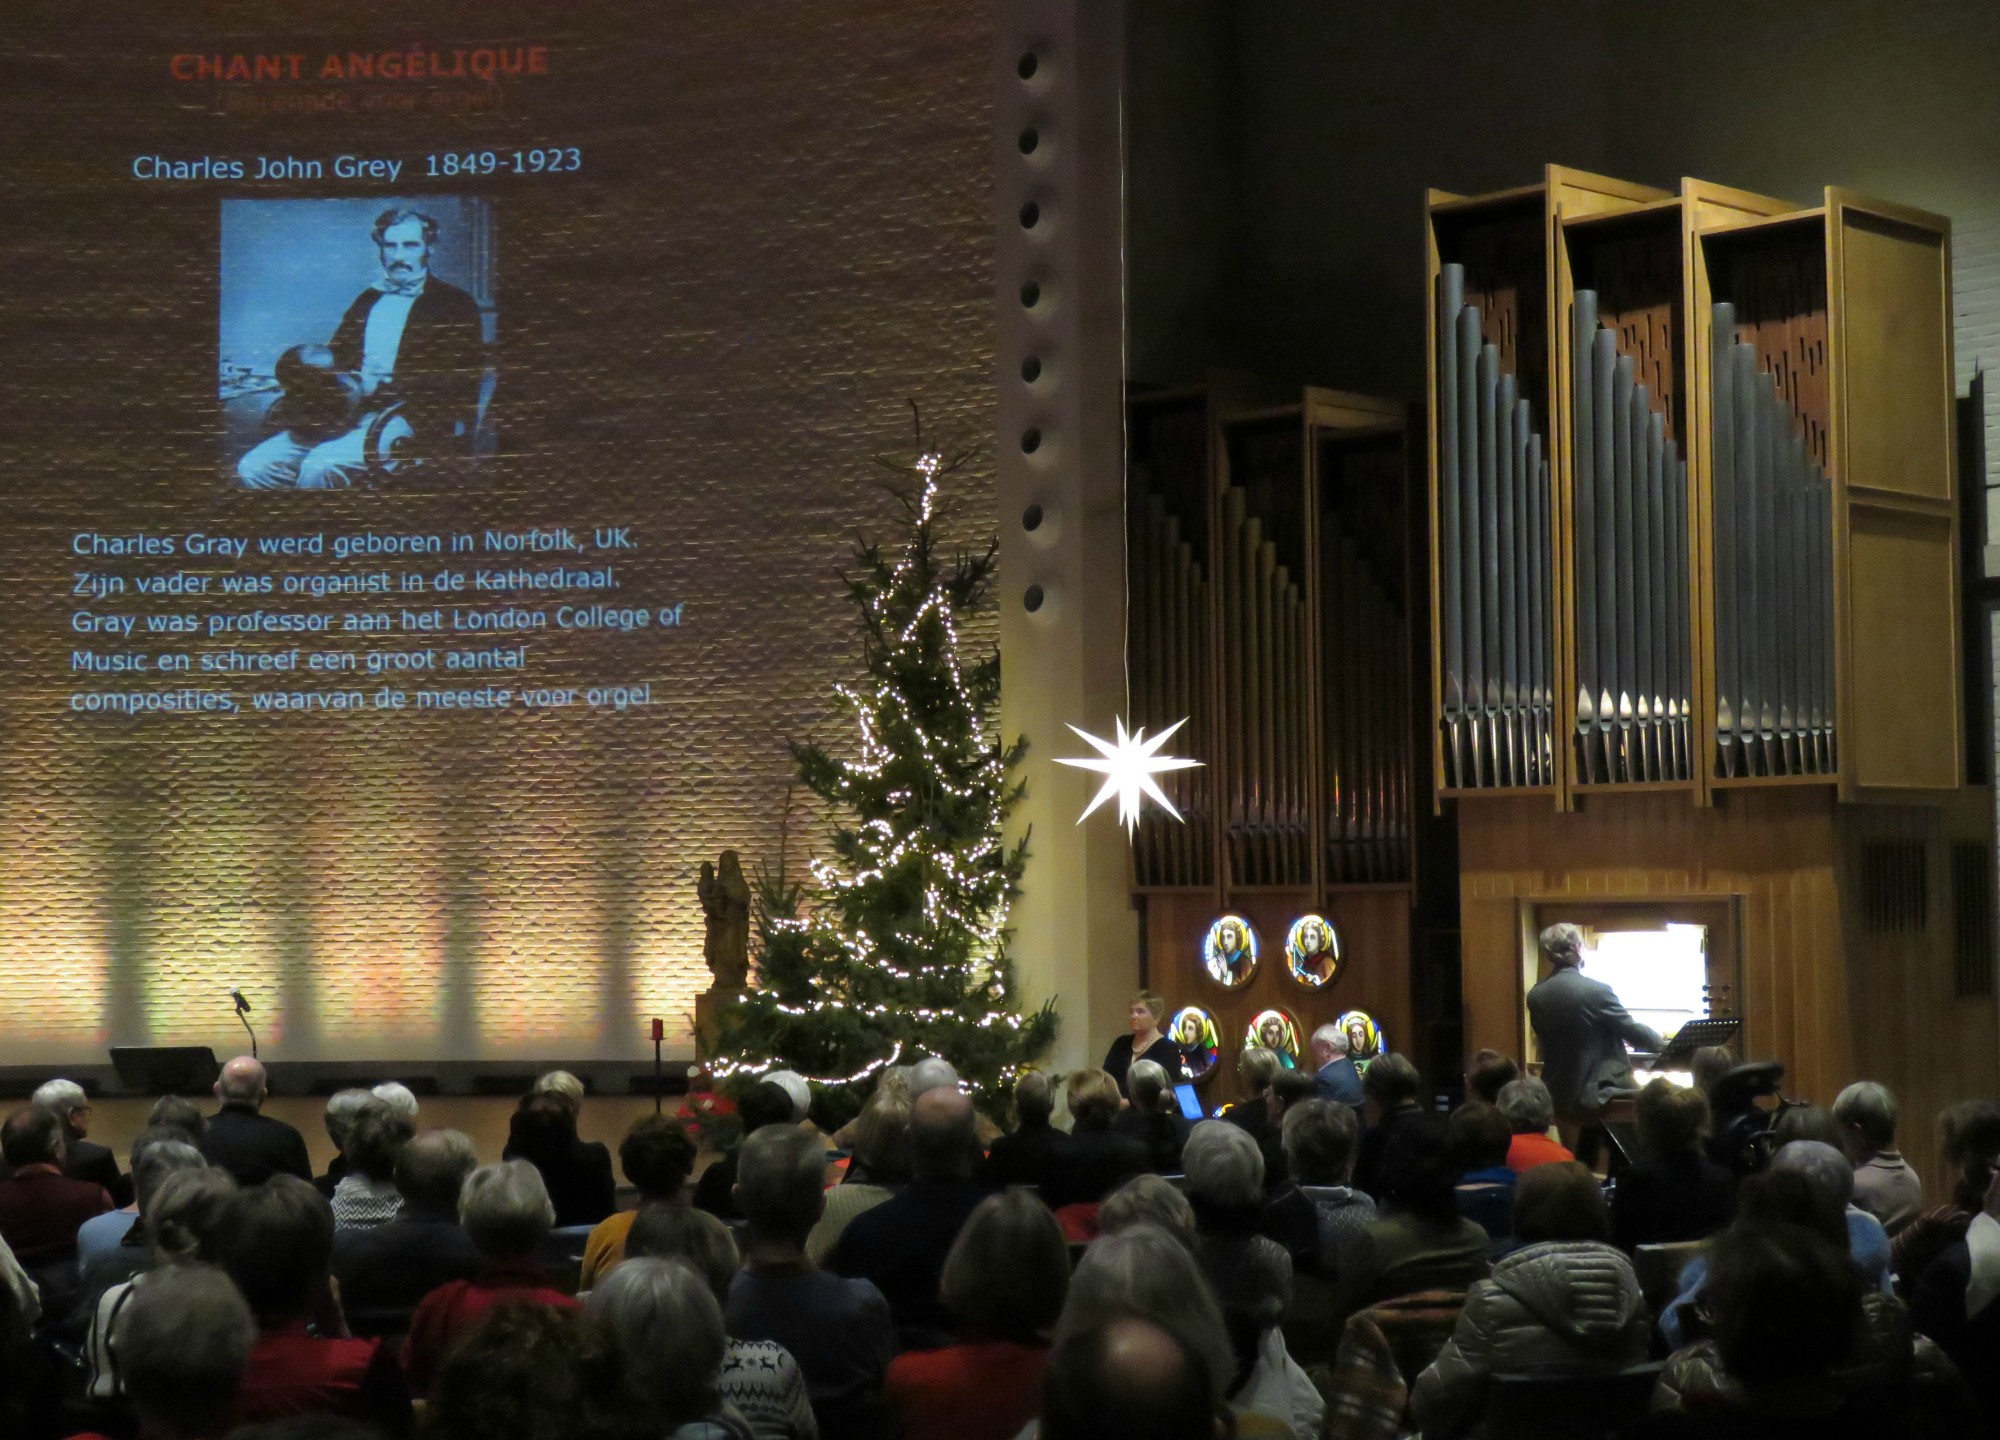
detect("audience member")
[886,1188,1068,1440]
[313,1090,376,1200]
[578,1114,699,1289]
[1265,1099,1377,1274]
[1259,1070,1317,1187]
[329,1103,413,1232]
[809,1092,909,1263]
[1327,1110,1492,1340]
[1894,1100,2000,1290]
[1044,1069,1146,1212]
[1611,1078,1735,1250]
[105,1262,257,1440]
[624,1204,816,1440]
[588,1257,753,1440]
[1771,1139,1893,1292]
[1413,1162,1649,1437]
[146,1095,207,1147]
[983,1070,1067,1193]
[1221,1047,1283,1143]
[693,1080,798,1221]
[78,1126,204,1268]
[907,1057,962,1099]
[84,1166,238,1402]
[1053,1227,1236,1423]
[1446,1101,1517,1245]
[1833,1080,1921,1237]
[1464,1051,1519,1107]
[765,1070,814,1124]
[1689,1044,1737,1101]
[369,1081,420,1123]
[1040,1317,1221,1440]
[1497,1076,1574,1172]
[532,1069,588,1106]
[1350,1052,1425,1199]
[726,1123,894,1440]
[1097,1173,1198,1251]
[828,1083,987,1346]
[1308,1023,1364,1108]
[502,1090,615,1228]
[330,1128,482,1336]
[212,1174,412,1434]
[201,1057,313,1187]
[32,1078,129,1207]
[1909,1158,2000,1434]
[76,1131,208,1310]
[424,1300,645,1440]
[1769,1102,1844,1151]
[1111,1058,1190,1174]
[403,1160,578,1398]
[0,1103,113,1299]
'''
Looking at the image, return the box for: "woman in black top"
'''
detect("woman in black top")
[1101,989,1188,1098]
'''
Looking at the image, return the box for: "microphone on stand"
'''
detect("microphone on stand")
[231,988,258,1058]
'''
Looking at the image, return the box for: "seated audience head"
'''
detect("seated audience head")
[1,1104,63,1169]
[509,1090,583,1164]
[941,1187,1070,1344]
[1378,1111,1460,1223]
[1058,1225,1235,1400]
[908,1056,962,1098]
[763,1069,812,1124]
[1512,1161,1611,1244]
[1066,1068,1121,1131]
[461,1159,558,1259]
[343,1101,415,1184]
[427,1300,628,1440]
[1042,1316,1220,1440]
[1282,1099,1361,1186]
[1941,1101,2000,1210]
[1690,1044,1738,1098]
[146,1094,205,1145]
[531,1069,586,1114]
[735,1121,827,1244]
[848,1091,912,1181]
[146,1167,237,1262]
[1362,1052,1422,1116]
[1496,1076,1556,1136]
[1769,1138,1855,1208]
[214,1175,334,1324]
[735,1080,799,1141]
[321,1088,375,1153]
[30,1078,90,1138]
[1267,1069,1316,1120]
[112,1262,256,1440]
[627,1203,740,1301]
[1636,1077,1710,1158]
[1014,1069,1055,1128]
[1538,921,1586,970]
[1733,1166,1849,1250]
[618,1114,698,1203]
[1446,1101,1512,1174]
[1769,1102,1843,1152]
[369,1080,421,1122]
[214,1055,269,1109]
[1098,1174,1198,1250]
[130,1132,207,1212]
[1309,1023,1351,1069]
[1466,1053,1520,1107]
[1128,1059,1172,1117]
[395,1128,479,1215]
[1831,1080,1898,1164]
[911,1083,979,1180]
[1705,1222,1861,1392]
[1236,1045,1282,1097]
[587,1257,727,1428]
[1182,1119,1264,1211]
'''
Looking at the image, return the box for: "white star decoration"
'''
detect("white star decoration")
[1055,717,1203,834]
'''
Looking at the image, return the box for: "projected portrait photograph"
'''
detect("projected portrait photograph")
[219,198,498,488]
[1201,915,1259,989]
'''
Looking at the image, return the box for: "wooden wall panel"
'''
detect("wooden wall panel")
[1846,509,1961,793]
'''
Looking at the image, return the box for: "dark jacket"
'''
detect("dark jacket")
[328,278,485,447]
[1351,1103,1426,1203]
[826,1176,989,1348]
[1610,1150,1736,1250]
[1111,1108,1191,1175]
[200,1104,313,1187]
[1043,1125,1148,1211]
[1525,966,1661,1116]
[984,1118,1070,1192]
[502,1133,615,1229]
[1314,1057,1364,1108]
[64,1140,131,1210]
[332,1207,484,1335]
[1102,1034,1189,1098]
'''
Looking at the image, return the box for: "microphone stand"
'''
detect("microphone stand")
[236,1001,258,1059]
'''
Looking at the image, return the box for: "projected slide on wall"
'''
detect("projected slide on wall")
[0,3,997,1064]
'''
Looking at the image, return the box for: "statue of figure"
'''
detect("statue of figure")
[698,850,752,992]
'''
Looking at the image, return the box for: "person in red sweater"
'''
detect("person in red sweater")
[1497,1078,1576,1173]
[210,1175,412,1436]
[886,1187,1070,1440]
[404,1158,580,1398]
[0,1104,114,1266]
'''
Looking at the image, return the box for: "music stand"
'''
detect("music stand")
[109,1046,220,1095]
[1654,1018,1741,1068]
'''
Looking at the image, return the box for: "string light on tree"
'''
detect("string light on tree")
[1054,716,1203,834]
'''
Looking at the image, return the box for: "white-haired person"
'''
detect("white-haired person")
[1498,1075,1575,1173]
[1097,1173,1199,1251]
[371,1080,421,1123]
[32,1077,129,1207]
[1834,1080,1922,1236]
[102,1262,258,1440]
[315,1087,378,1200]
[403,1160,579,1399]
[1110,1058,1191,1174]
[590,1257,755,1440]
[1308,1025,1363,1109]
[331,1101,416,1232]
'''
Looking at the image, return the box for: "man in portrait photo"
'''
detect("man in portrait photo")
[236,207,485,488]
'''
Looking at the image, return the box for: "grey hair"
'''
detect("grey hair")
[459,1160,557,1256]
[1832,1081,1898,1152]
[1237,1046,1282,1091]
[1771,1138,1856,1206]
[133,1139,207,1212]
[31,1078,88,1119]
[1015,1069,1055,1123]
[586,1258,725,1424]
[763,1070,812,1123]
[735,1122,827,1237]
[1128,1059,1170,1113]
[370,1081,420,1121]
[112,1262,256,1434]
[145,1167,238,1261]
[1282,1099,1360,1185]
[1059,1225,1236,1399]
[626,1204,741,1302]
[1182,1119,1264,1207]
[1497,1076,1556,1133]
[1099,1173,1197,1249]
[1310,1023,1350,1056]
[1539,922,1586,966]
[322,1089,376,1148]
[909,1057,962,1097]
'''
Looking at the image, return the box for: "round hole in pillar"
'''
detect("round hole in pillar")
[1020,427,1043,455]
[1018,127,1040,156]
[1018,200,1041,231]
[1022,503,1044,533]
[1020,356,1042,384]
[1023,584,1046,614]
[1019,280,1042,310]
[1017,52,1039,81]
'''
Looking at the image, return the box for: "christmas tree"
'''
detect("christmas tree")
[711,440,1058,1114]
